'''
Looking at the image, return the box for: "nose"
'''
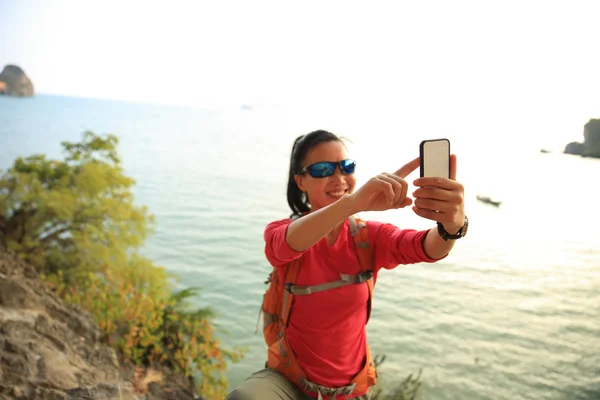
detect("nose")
[331,165,346,182]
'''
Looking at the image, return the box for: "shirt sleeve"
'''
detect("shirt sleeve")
[369,221,444,270]
[264,218,306,268]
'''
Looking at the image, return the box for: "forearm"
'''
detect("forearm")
[286,195,355,252]
[422,226,456,260]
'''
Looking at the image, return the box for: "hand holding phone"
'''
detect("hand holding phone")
[414,139,468,246]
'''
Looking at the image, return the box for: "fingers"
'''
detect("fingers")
[410,154,464,224]
[394,155,456,180]
[413,198,459,214]
[413,176,464,191]
[398,175,409,205]
[373,176,395,205]
[411,206,456,224]
[378,173,408,206]
[363,158,462,213]
[412,187,458,202]
[394,157,420,179]
[394,197,413,209]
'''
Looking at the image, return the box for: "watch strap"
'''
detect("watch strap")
[437,216,468,241]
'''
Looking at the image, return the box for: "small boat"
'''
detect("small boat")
[477,195,501,207]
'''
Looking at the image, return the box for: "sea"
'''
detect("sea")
[1,94,598,400]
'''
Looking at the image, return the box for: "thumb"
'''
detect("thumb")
[450,154,457,180]
[394,197,413,208]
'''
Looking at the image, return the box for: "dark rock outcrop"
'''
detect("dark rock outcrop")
[0,65,34,97]
[582,119,600,157]
[0,245,199,400]
[564,119,600,159]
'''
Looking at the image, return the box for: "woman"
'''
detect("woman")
[226,130,467,400]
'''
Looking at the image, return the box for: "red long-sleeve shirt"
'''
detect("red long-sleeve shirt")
[264,217,440,399]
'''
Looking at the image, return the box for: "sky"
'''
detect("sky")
[1,0,599,147]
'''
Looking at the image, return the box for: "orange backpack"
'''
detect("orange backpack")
[256,215,379,398]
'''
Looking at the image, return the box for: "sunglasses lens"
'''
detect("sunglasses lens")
[341,159,356,174]
[305,160,356,177]
[308,162,335,177]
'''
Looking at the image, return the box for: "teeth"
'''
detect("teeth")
[328,191,346,197]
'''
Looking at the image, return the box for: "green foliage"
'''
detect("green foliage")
[371,355,423,400]
[46,265,245,399]
[0,131,151,279]
[1,131,244,399]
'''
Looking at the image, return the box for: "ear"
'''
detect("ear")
[294,174,306,192]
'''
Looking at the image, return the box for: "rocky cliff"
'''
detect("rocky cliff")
[564,119,600,159]
[0,245,200,400]
[0,65,34,97]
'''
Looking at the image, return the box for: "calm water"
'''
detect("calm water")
[1,95,599,400]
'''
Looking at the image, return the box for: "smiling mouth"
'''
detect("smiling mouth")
[326,189,348,198]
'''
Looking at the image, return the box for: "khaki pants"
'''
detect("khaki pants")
[225,369,371,400]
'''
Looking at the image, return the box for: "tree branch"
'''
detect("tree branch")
[39,226,74,245]
[39,211,106,247]
[37,220,68,240]
[36,206,101,243]
[17,204,35,244]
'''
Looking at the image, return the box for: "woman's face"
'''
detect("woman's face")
[294,141,357,212]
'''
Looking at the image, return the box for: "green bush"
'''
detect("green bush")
[46,265,244,399]
[0,131,244,399]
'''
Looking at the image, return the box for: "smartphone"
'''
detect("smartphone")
[420,139,450,178]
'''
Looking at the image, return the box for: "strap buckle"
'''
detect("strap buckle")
[284,282,293,293]
[358,270,373,283]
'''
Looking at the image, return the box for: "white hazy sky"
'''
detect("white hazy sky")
[1,0,599,146]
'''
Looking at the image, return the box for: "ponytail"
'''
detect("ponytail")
[287,135,310,218]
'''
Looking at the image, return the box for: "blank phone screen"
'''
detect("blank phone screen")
[422,139,450,178]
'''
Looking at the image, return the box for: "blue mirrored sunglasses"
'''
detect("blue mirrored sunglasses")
[300,159,356,178]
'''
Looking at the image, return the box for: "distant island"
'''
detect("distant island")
[0,64,34,97]
[564,119,600,159]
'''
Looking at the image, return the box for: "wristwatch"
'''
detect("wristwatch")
[437,216,468,241]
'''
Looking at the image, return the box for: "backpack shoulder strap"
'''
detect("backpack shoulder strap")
[349,215,376,323]
[349,215,375,276]
[279,257,302,328]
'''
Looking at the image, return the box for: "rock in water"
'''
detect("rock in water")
[564,141,584,156]
[0,65,34,97]
[582,119,600,158]
[564,119,600,159]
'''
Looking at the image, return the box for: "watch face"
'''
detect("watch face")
[461,216,468,237]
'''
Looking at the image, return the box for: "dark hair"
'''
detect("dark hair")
[287,130,344,218]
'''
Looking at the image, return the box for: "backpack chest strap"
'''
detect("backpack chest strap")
[285,270,373,296]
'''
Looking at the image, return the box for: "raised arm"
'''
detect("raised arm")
[285,195,354,252]
[286,158,420,252]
